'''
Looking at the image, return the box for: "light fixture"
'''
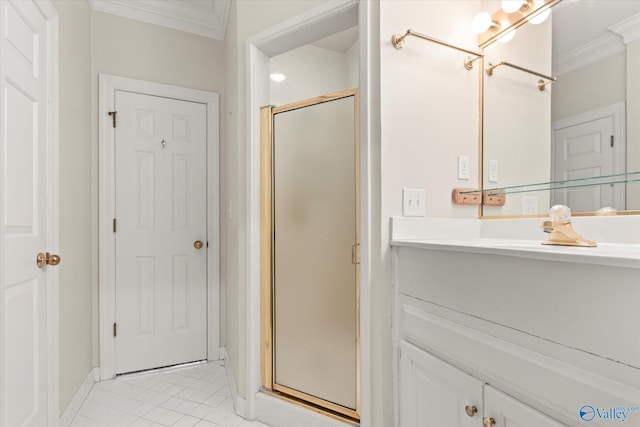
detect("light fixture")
[528,1,551,24]
[497,21,516,43]
[471,13,498,34]
[501,0,525,13]
[270,73,286,82]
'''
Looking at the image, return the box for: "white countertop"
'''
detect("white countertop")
[391,238,640,269]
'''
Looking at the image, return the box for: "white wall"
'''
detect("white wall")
[269,43,356,106]
[53,0,93,415]
[378,1,482,424]
[381,1,482,220]
[483,17,552,216]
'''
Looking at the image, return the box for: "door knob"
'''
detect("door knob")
[194,240,204,249]
[465,405,478,417]
[36,252,62,268]
[483,417,496,427]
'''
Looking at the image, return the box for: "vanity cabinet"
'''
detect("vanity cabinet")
[484,385,562,427]
[399,341,482,427]
[399,341,562,427]
[392,241,640,427]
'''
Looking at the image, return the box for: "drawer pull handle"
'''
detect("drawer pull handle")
[465,405,478,417]
[483,417,496,426]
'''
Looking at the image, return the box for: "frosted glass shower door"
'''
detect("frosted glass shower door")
[271,91,359,418]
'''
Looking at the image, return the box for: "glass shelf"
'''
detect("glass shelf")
[464,171,640,196]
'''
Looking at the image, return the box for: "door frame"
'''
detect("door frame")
[98,74,220,380]
[244,1,373,423]
[0,0,59,425]
[551,102,626,209]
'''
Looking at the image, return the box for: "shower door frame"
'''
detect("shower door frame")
[260,88,361,421]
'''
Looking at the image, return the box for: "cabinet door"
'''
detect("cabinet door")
[399,342,483,427]
[483,386,565,427]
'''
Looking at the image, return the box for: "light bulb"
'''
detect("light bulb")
[270,73,286,82]
[502,0,525,13]
[498,22,516,43]
[529,1,550,24]
[472,13,493,34]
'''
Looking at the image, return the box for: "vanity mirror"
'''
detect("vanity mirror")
[481,0,640,217]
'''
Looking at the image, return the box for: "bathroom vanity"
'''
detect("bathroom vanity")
[391,217,640,426]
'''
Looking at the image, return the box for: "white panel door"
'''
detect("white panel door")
[483,386,564,427]
[114,91,207,374]
[0,1,55,426]
[399,342,483,427]
[552,117,617,211]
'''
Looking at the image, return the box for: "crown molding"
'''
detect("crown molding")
[553,12,640,76]
[87,0,229,40]
[553,32,624,76]
[609,13,640,45]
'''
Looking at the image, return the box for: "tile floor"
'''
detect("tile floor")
[70,361,270,427]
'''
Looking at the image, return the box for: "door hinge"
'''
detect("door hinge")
[352,243,360,265]
[610,135,614,148]
[113,218,117,233]
[108,111,117,128]
[113,322,117,337]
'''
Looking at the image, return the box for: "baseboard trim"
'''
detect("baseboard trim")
[220,347,246,417]
[59,367,99,427]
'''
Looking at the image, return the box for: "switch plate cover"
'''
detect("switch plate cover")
[458,155,470,180]
[403,188,426,217]
[488,159,499,183]
[523,196,538,215]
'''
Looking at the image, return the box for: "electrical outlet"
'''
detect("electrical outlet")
[488,159,499,183]
[458,155,470,180]
[522,196,538,215]
[403,188,426,217]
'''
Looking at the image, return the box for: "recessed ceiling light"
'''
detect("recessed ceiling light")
[270,73,286,82]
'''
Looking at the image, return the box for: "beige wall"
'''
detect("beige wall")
[54,0,93,415]
[53,2,226,415]
[551,51,626,122]
[90,8,226,364]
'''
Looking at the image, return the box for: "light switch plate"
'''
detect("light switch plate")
[522,196,538,215]
[458,155,470,180]
[488,159,498,183]
[403,188,426,217]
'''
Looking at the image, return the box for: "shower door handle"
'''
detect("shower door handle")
[351,243,360,265]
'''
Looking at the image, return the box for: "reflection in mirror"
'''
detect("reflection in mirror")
[482,0,640,217]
